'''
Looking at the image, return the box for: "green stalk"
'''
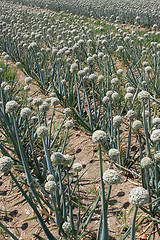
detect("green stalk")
[98,144,109,240]
[0,221,19,240]
[10,171,57,240]
[130,205,138,240]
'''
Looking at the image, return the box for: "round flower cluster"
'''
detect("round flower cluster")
[129,187,149,206]
[102,96,109,105]
[73,162,83,172]
[138,91,150,102]
[46,174,54,181]
[4,85,11,93]
[154,152,160,162]
[106,90,112,98]
[64,108,72,117]
[98,75,104,82]
[37,126,48,138]
[152,117,160,126]
[62,221,71,233]
[111,78,119,85]
[132,120,142,131]
[64,120,73,129]
[24,85,30,92]
[89,74,97,82]
[125,93,133,102]
[140,157,153,169]
[151,129,160,143]
[51,152,64,165]
[103,169,121,185]
[126,110,137,120]
[33,98,43,107]
[6,100,18,114]
[112,92,119,101]
[0,156,13,172]
[113,115,122,128]
[145,66,152,73]
[51,97,59,106]
[45,181,56,193]
[39,102,50,113]
[20,107,32,119]
[25,77,32,85]
[108,148,120,161]
[63,154,73,165]
[127,87,135,94]
[92,130,107,144]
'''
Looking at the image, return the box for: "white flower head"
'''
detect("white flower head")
[152,117,160,126]
[20,107,32,119]
[129,187,149,206]
[25,77,32,85]
[64,108,72,117]
[37,126,48,138]
[125,93,133,102]
[62,221,71,233]
[108,148,120,160]
[63,154,73,165]
[51,97,59,106]
[45,181,56,193]
[46,174,54,181]
[39,102,50,113]
[132,120,142,131]
[6,100,18,113]
[51,152,64,165]
[111,78,119,85]
[138,91,150,103]
[151,129,160,143]
[33,98,43,107]
[112,92,119,101]
[154,152,160,162]
[140,157,153,169]
[0,156,13,172]
[106,90,113,98]
[73,162,83,172]
[102,96,109,105]
[103,169,121,185]
[126,110,137,120]
[64,120,73,129]
[113,115,122,128]
[92,130,107,144]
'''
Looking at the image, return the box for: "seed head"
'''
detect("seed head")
[103,169,121,185]
[51,152,64,165]
[129,187,149,206]
[138,91,150,103]
[108,149,120,160]
[126,110,137,120]
[113,115,122,128]
[0,156,13,172]
[6,100,18,113]
[37,126,48,138]
[20,107,32,119]
[140,157,153,169]
[64,120,73,129]
[73,162,83,172]
[92,130,107,144]
[62,221,71,233]
[151,129,160,143]
[45,181,56,193]
[33,98,43,107]
[132,120,142,130]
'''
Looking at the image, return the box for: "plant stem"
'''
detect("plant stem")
[130,205,138,240]
[98,144,109,240]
